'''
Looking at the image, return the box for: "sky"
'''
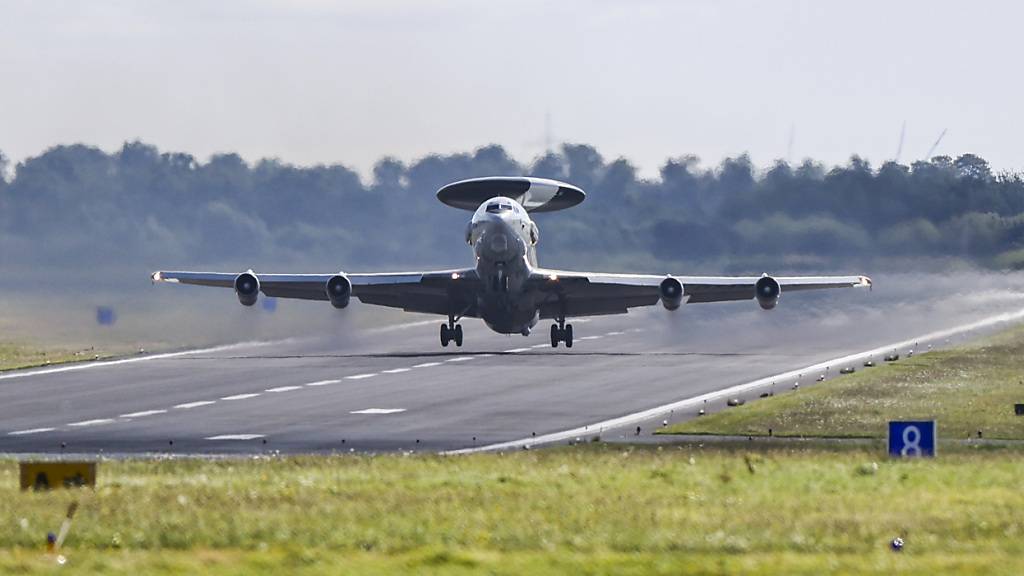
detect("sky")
[1,0,1021,178]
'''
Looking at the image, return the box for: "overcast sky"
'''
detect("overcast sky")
[1,0,1020,178]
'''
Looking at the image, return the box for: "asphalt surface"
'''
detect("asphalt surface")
[2,273,1024,455]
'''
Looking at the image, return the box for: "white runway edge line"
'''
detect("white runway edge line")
[382,368,411,374]
[0,317,445,383]
[412,362,442,368]
[447,307,1024,455]
[205,434,265,441]
[345,373,377,380]
[0,340,278,381]
[350,408,406,415]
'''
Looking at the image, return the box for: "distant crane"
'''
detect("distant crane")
[924,128,948,160]
[524,110,559,156]
[894,121,906,163]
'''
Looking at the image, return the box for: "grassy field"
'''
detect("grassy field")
[661,325,1024,440]
[2,445,1024,575]
[0,342,109,372]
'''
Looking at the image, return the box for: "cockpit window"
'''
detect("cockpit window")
[486,203,513,213]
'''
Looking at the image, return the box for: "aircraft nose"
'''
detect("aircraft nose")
[489,232,509,253]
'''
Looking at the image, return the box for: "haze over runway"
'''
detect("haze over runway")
[2,273,1022,455]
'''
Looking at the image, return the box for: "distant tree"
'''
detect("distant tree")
[954,153,992,181]
[372,157,405,190]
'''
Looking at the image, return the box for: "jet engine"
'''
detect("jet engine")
[755,275,781,310]
[659,277,684,310]
[325,274,352,309]
[234,271,260,306]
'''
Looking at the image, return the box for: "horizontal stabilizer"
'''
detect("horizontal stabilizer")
[437,176,585,212]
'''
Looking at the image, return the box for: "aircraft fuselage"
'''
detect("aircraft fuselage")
[468,196,542,335]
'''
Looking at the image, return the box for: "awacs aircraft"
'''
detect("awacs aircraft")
[152,176,871,348]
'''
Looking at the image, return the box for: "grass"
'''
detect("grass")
[0,342,109,372]
[660,324,1024,440]
[2,446,1024,574]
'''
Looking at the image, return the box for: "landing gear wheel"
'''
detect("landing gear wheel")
[564,324,574,348]
[550,324,560,348]
[454,324,463,347]
[440,323,451,347]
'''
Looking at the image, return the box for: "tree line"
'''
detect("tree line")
[2,141,1023,279]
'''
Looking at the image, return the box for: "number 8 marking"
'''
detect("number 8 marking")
[901,425,922,456]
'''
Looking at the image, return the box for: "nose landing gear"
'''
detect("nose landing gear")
[440,311,464,347]
[440,322,463,347]
[550,320,573,348]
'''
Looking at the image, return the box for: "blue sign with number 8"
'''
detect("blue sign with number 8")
[888,421,936,457]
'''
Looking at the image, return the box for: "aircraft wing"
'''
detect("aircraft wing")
[151,269,482,317]
[527,269,872,319]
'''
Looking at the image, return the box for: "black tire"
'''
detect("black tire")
[550,324,560,348]
[440,323,450,347]
[454,324,463,347]
[564,324,573,348]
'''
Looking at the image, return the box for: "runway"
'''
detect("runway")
[2,273,1023,455]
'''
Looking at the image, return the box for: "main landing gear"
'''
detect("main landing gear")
[440,313,463,347]
[550,320,573,348]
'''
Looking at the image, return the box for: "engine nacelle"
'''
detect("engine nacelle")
[755,275,781,310]
[659,277,684,310]
[325,274,352,309]
[234,271,260,307]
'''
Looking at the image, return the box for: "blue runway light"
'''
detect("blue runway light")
[96,306,116,326]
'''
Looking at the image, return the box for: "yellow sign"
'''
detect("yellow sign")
[19,462,96,491]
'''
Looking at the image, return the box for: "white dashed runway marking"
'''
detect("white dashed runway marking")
[205,434,265,441]
[221,393,261,400]
[4,319,626,436]
[345,373,377,380]
[119,409,167,418]
[305,380,340,387]
[8,428,55,436]
[68,419,114,427]
[174,400,216,409]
